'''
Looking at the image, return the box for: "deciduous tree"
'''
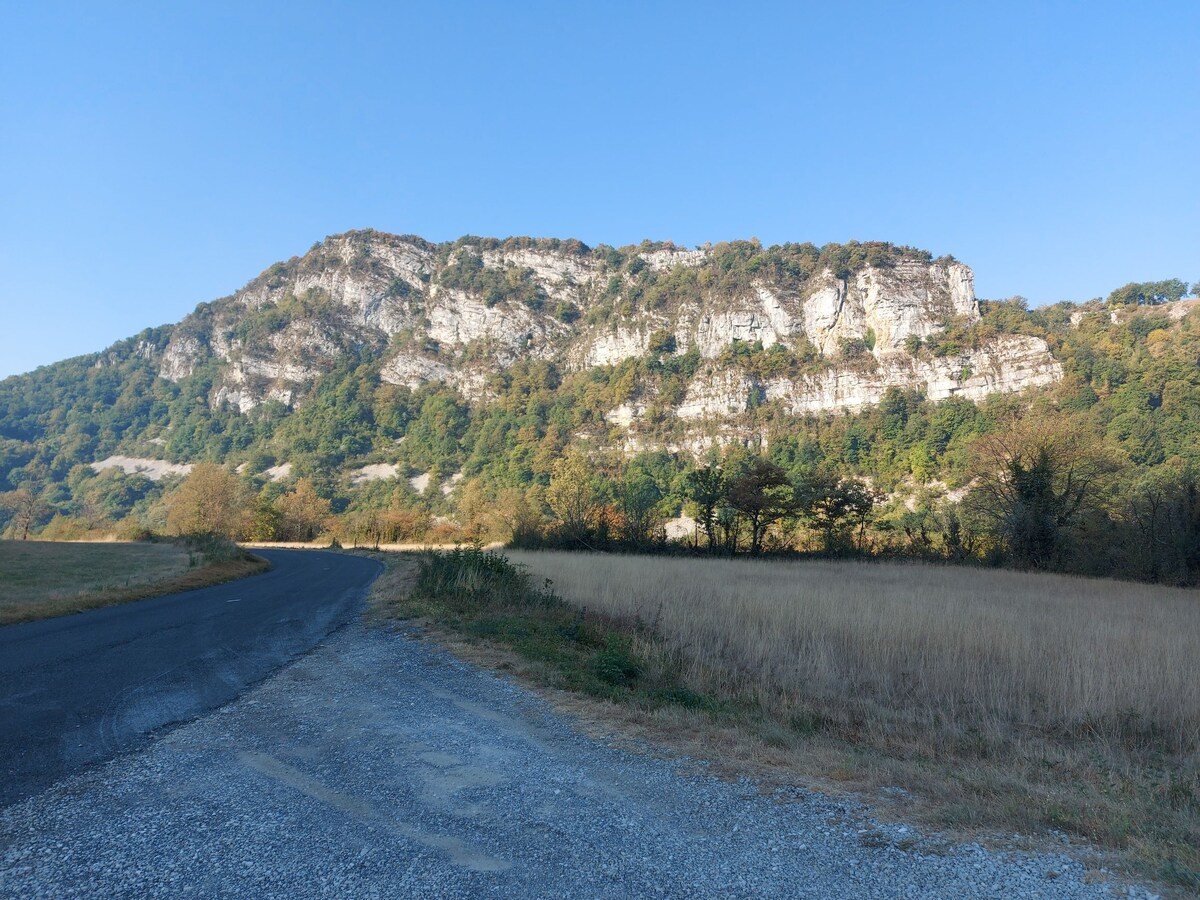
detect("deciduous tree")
[165,463,250,538]
[547,449,599,543]
[1,481,46,540]
[618,471,661,546]
[684,465,726,551]
[795,470,879,552]
[727,460,795,556]
[274,477,332,542]
[965,421,1120,567]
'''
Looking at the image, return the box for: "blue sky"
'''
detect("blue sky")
[1,1,1196,379]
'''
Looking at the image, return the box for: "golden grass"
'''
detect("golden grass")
[506,552,1200,753]
[0,540,270,625]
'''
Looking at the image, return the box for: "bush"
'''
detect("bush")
[413,545,558,610]
[592,641,642,686]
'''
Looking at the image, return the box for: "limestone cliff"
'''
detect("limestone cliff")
[153,230,1061,440]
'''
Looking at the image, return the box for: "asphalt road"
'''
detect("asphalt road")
[0,548,381,808]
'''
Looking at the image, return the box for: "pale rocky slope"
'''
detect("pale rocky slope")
[151,230,1061,427]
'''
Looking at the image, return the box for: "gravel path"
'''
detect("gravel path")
[0,623,1153,898]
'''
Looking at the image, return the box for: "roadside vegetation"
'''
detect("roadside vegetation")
[373,545,1199,891]
[0,535,268,625]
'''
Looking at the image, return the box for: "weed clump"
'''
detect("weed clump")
[402,547,711,704]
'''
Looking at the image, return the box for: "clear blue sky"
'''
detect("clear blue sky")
[1,1,1197,379]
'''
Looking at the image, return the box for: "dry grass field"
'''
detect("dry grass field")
[0,540,267,625]
[497,550,1199,886]
[505,551,1199,753]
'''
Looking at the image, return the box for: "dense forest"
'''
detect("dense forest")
[2,251,1198,584]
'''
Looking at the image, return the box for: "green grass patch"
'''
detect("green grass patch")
[0,537,269,625]
[396,546,740,713]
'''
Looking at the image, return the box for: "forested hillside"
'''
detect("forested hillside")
[0,230,1196,583]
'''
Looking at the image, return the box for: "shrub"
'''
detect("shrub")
[592,641,642,686]
[413,545,558,610]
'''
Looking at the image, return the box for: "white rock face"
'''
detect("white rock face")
[480,248,597,301]
[380,353,454,391]
[263,463,292,482]
[160,335,204,381]
[212,348,316,412]
[441,471,464,496]
[238,233,434,335]
[91,456,192,481]
[664,515,698,542]
[584,328,651,367]
[150,230,1060,424]
[426,289,536,351]
[801,261,977,357]
[693,307,787,358]
[679,334,1061,421]
[351,463,399,484]
[677,371,759,419]
[605,403,646,428]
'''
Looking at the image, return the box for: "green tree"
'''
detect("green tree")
[547,449,599,543]
[684,465,727,552]
[965,422,1119,567]
[165,463,250,538]
[1125,467,1200,583]
[617,471,661,546]
[795,470,878,552]
[1106,279,1188,307]
[247,496,282,541]
[726,459,796,556]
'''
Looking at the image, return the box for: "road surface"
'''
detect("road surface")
[0,623,1133,898]
[0,548,381,808]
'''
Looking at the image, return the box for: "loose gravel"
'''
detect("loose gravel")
[0,624,1157,898]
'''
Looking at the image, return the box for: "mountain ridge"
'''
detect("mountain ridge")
[142,229,1060,423]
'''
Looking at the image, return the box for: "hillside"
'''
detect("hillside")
[150,231,1059,419]
[1,230,1197,582]
[0,231,1058,467]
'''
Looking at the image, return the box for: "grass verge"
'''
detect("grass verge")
[368,546,1198,894]
[0,536,270,626]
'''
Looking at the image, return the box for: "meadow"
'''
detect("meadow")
[505,551,1200,755]
[0,539,267,625]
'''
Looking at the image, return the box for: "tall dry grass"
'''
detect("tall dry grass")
[506,551,1200,755]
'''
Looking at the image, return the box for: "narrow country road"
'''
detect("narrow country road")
[0,549,381,808]
[1,618,1138,898]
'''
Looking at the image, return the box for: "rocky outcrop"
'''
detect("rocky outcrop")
[148,230,1061,429]
[801,260,976,356]
[159,335,204,381]
[90,456,192,481]
[678,335,1061,420]
[582,327,653,367]
[380,353,454,392]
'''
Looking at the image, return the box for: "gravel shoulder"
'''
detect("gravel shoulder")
[1,619,1158,899]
